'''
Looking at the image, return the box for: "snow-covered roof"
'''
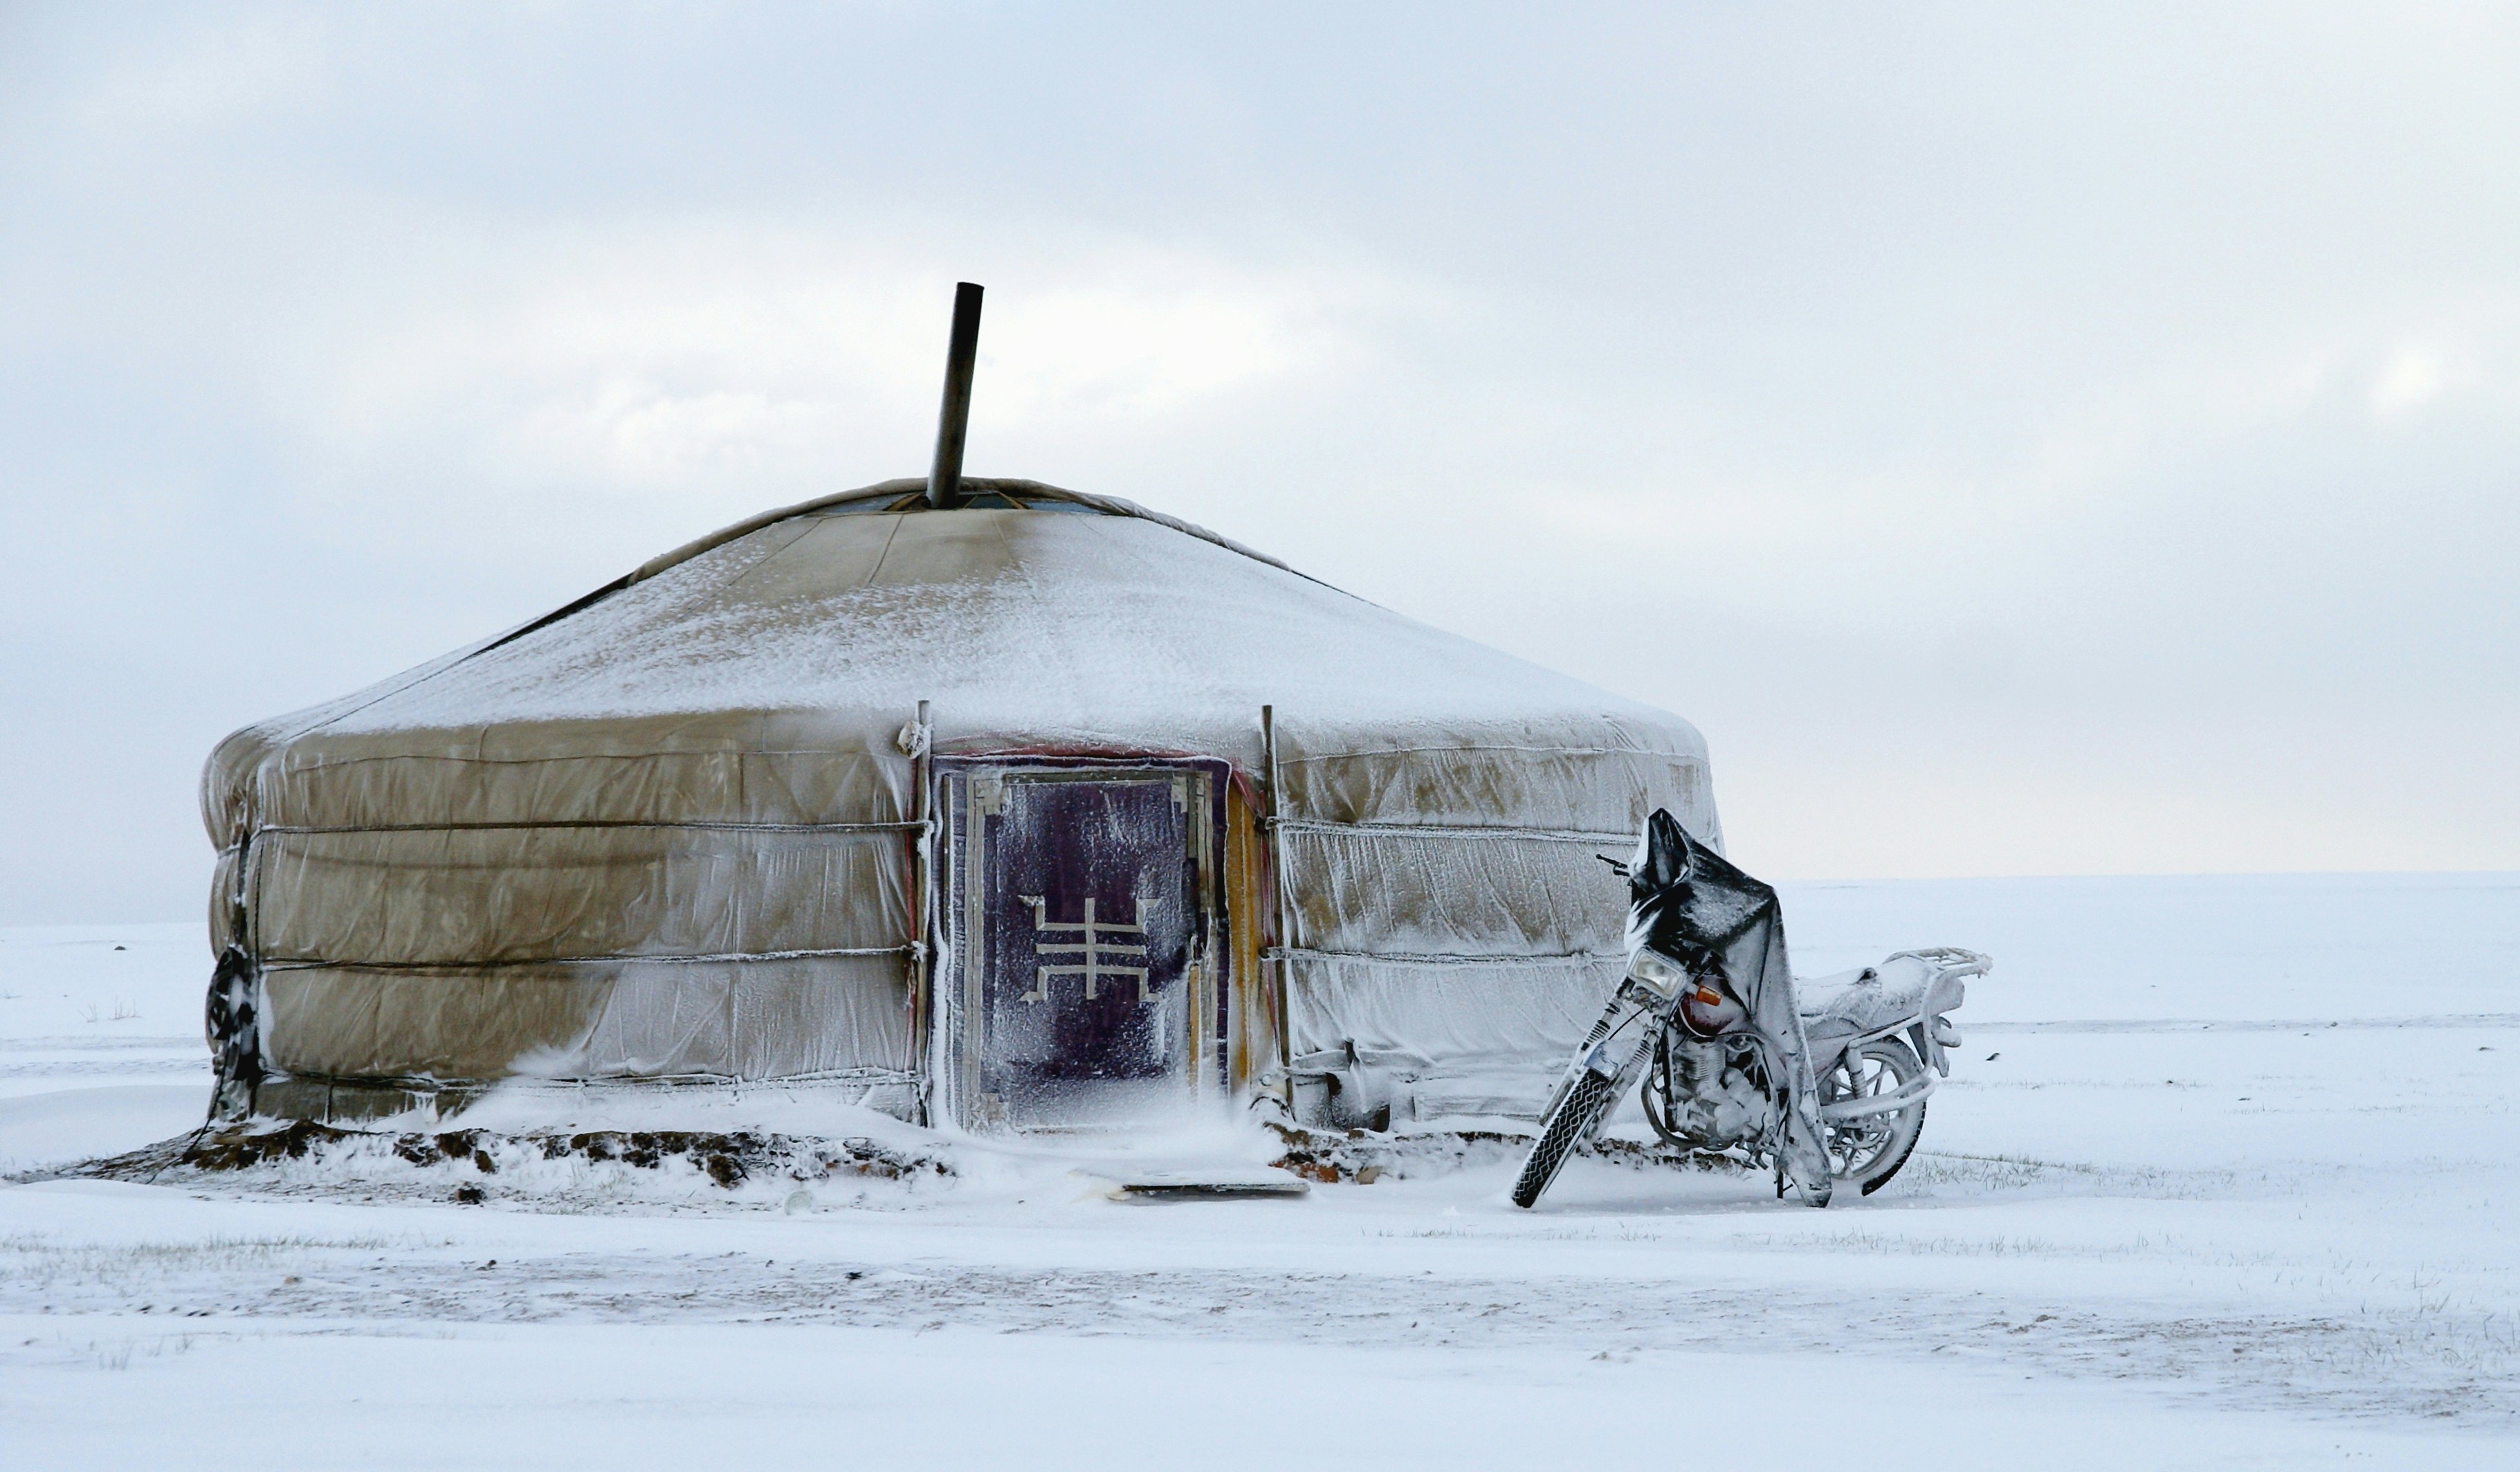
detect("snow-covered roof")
[219,480,1710,819]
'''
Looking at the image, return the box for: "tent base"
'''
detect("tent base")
[239,1071,926,1132]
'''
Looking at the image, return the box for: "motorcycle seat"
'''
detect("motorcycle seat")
[1796,949,1981,1036]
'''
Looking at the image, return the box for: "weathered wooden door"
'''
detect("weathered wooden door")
[935,763,1220,1129]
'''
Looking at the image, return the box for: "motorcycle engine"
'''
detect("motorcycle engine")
[1656,1034,1779,1147]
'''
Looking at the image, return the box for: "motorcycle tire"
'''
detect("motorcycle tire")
[1821,1036,1928,1196]
[1510,1069,1618,1208]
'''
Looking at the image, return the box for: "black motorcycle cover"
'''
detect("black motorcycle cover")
[1628,810,1832,1203]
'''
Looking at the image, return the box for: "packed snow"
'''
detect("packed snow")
[3,872,2514,1468]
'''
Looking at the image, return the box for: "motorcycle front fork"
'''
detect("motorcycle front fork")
[1537,986,1668,1145]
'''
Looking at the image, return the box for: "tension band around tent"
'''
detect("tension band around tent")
[246,820,929,838]
[261,1064,925,1095]
[1267,819,1638,844]
[256,945,920,973]
[240,818,1632,843]
[1266,946,1619,969]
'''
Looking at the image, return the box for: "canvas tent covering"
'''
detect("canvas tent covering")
[204,478,1722,1130]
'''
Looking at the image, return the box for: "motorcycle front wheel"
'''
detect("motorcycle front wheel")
[1510,1069,1620,1208]
[1820,1036,1928,1195]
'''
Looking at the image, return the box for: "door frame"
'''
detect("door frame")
[926,755,1234,1130]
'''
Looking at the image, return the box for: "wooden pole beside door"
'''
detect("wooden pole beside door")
[907,698,935,1125]
[1260,705,1295,1104]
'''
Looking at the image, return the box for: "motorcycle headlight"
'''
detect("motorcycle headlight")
[1627,948,1687,999]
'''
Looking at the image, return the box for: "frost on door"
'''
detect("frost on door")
[937,765,1218,1129]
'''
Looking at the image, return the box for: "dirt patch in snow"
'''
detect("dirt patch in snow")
[21,1120,951,1203]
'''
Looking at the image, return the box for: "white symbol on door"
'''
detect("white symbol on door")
[1018,895,1153,1003]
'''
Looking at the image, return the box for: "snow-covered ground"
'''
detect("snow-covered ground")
[3,873,2514,1468]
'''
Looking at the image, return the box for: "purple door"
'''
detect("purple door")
[942,765,1214,1128]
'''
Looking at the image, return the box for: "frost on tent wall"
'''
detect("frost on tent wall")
[202,480,1719,1129]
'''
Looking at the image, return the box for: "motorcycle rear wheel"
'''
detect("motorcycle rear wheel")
[1510,1070,1618,1208]
[1820,1036,1928,1195]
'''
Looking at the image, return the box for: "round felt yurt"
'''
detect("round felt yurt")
[203,478,1719,1131]
[201,290,1722,1134]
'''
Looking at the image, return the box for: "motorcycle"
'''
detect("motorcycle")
[1510,809,1987,1209]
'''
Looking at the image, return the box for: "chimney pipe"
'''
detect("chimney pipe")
[926,282,984,509]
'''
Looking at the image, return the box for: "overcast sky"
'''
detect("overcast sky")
[4,3,2517,924]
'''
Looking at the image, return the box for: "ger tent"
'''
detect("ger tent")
[203,481,1720,1132]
